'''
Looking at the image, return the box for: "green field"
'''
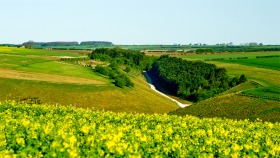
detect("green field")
[169,81,280,122]
[0,47,178,113]
[181,52,280,60]
[222,58,280,71]
[170,52,280,121]
[180,52,280,99]
[0,47,102,80]
[181,52,280,71]
[0,47,83,57]
[1,101,279,157]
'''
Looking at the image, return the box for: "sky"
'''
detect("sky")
[1,0,280,45]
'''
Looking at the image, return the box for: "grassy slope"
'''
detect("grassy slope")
[222,58,280,71]
[0,47,105,81]
[169,81,280,122]
[0,76,178,114]
[0,47,178,114]
[170,53,280,122]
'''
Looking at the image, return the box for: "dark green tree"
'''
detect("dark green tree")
[239,74,247,84]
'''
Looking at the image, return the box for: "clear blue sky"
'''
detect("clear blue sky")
[1,0,279,45]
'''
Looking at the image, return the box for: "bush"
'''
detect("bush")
[230,77,239,87]
[115,77,126,88]
[124,66,131,73]
[239,74,247,84]
[125,76,134,87]
[95,65,111,76]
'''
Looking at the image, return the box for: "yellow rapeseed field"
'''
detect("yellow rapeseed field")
[0,101,279,157]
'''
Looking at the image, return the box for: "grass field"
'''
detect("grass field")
[0,47,178,113]
[223,58,279,71]
[180,52,280,99]
[181,52,280,71]
[0,48,108,83]
[171,52,280,121]
[169,81,280,122]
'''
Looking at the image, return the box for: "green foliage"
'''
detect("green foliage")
[124,66,131,73]
[115,77,126,88]
[230,77,239,87]
[88,48,145,67]
[88,53,111,62]
[95,65,111,76]
[149,56,239,102]
[109,61,119,70]
[1,101,279,157]
[195,48,214,54]
[239,74,247,84]
[95,65,134,88]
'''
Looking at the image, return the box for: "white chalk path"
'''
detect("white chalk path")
[143,71,191,108]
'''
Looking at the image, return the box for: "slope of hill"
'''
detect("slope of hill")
[169,81,280,122]
[0,47,178,114]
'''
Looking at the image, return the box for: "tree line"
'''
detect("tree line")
[88,48,152,69]
[22,41,114,48]
[194,46,280,53]
[149,55,246,102]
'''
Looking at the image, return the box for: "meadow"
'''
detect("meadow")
[169,81,280,122]
[181,51,280,61]
[180,52,280,98]
[169,52,280,121]
[1,101,279,157]
[0,47,178,113]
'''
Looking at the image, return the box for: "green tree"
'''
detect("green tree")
[239,74,247,84]
[124,66,131,73]
[115,77,126,88]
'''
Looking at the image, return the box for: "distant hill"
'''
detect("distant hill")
[22,41,113,48]
[80,41,113,46]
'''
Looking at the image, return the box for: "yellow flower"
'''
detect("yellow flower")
[21,119,30,127]
[80,125,90,134]
[16,138,25,147]
[68,149,78,157]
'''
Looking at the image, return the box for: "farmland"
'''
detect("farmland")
[0,47,178,114]
[170,52,280,120]
[169,81,280,122]
[1,101,279,157]
[180,52,280,96]
[0,46,280,157]
[181,52,280,71]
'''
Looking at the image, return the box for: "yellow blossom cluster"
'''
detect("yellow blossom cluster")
[0,101,279,157]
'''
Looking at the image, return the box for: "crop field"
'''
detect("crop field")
[222,58,279,71]
[181,51,279,60]
[180,52,280,100]
[0,47,83,57]
[181,52,280,70]
[169,81,280,122]
[0,47,105,81]
[1,101,279,157]
[0,47,178,113]
[175,53,280,121]
[181,52,280,71]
